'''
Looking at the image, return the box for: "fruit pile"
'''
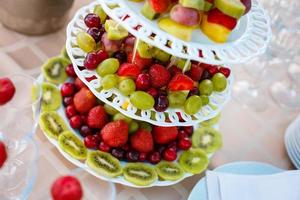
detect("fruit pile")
[73,7,231,115]
[137,0,251,42]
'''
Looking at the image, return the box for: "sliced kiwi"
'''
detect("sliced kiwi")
[39,111,68,140]
[178,148,208,174]
[123,163,158,186]
[192,127,222,153]
[215,0,246,19]
[87,151,122,177]
[60,46,70,61]
[151,48,170,63]
[179,0,205,10]
[41,83,62,111]
[42,56,70,85]
[58,131,87,160]
[141,0,160,20]
[104,20,128,41]
[155,161,184,181]
[200,113,221,127]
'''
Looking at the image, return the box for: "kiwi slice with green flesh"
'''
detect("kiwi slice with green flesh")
[104,20,128,41]
[137,41,152,59]
[156,161,184,181]
[93,5,107,23]
[123,163,158,186]
[58,131,87,160]
[60,46,70,61]
[42,57,70,85]
[179,148,208,174]
[151,48,170,63]
[200,113,221,127]
[215,0,246,19]
[87,151,122,177]
[179,0,205,10]
[192,127,222,153]
[141,0,160,20]
[39,111,68,140]
[41,83,62,111]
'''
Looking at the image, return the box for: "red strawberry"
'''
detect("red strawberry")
[51,176,83,200]
[219,67,231,78]
[187,64,205,82]
[168,74,194,91]
[0,141,7,168]
[149,64,171,88]
[118,63,142,79]
[127,52,152,69]
[168,65,182,76]
[73,87,97,114]
[152,126,178,144]
[87,105,108,129]
[0,78,15,105]
[207,8,238,30]
[101,120,129,148]
[206,65,219,76]
[149,0,170,13]
[130,129,153,153]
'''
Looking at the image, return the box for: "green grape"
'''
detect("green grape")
[113,113,132,124]
[76,32,96,53]
[101,74,118,90]
[138,122,152,131]
[119,79,136,96]
[137,41,152,58]
[129,121,139,133]
[212,73,227,92]
[200,95,209,106]
[198,79,213,96]
[184,95,202,115]
[93,5,107,23]
[130,91,155,110]
[104,104,118,115]
[97,58,119,77]
[167,91,189,108]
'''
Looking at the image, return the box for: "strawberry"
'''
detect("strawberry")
[206,65,219,76]
[149,64,171,88]
[130,129,153,153]
[187,64,205,82]
[0,141,7,168]
[219,67,231,78]
[168,74,194,91]
[117,63,142,79]
[153,126,178,144]
[127,52,152,69]
[51,176,83,200]
[101,120,129,148]
[87,105,108,129]
[0,78,15,105]
[207,9,238,30]
[168,65,182,76]
[149,0,170,13]
[73,87,97,114]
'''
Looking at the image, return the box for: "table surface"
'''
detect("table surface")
[0,1,298,199]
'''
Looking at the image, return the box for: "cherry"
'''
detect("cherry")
[139,153,147,162]
[163,148,177,161]
[219,67,231,78]
[207,65,218,76]
[154,95,169,112]
[167,141,178,152]
[98,142,110,152]
[96,50,109,63]
[135,73,151,91]
[147,88,158,98]
[69,115,82,129]
[157,145,166,155]
[111,148,125,160]
[65,64,77,78]
[200,70,211,81]
[84,135,100,149]
[84,52,100,70]
[112,51,127,64]
[87,27,102,43]
[178,137,192,150]
[84,13,101,28]
[178,129,189,140]
[148,151,161,164]
[182,126,193,136]
[80,125,93,137]
[61,83,76,97]
[75,78,86,90]
[80,115,87,125]
[63,97,73,107]
[66,105,78,119]
[126,151,139,162]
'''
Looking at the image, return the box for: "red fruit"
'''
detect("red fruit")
[73,88,97,114]
[74,78,86,90]
[207,8,238,30]
[168,74,194,91]
[87,27,102,43]
[70,115,83,129]
[149,64,171,88]
[124,36,136,54]
[84,52,101,70]
[61,83,76,97]
[51,176,83,200]
[87,106,108,129]
[168,65,182,76]
[178,137,192,150]
[219,67,231,78]
[84,13,101,28]
[96,50,109,63]
[182,126,193,136]
[139,153,147,162]
[126,151,139,162]
[79,125,93,137]
[84,135,100,149]
[117,63,141,79]
[187,64,205,82]
[152,126,178,144]
[98,142,111,152]
[101,120,129,148]
[66,105,78,119]
[241,0,251,14]
[63,97,73,107]
[163,148,177,161]
[154,95,169,112]
[149,0,170,13]
[148,151,161,164]
[0,141,7,168]
[135,74,151,91]
[80,115,87,125]
[130,129,153,153]
[65,64,77,78]
[147,88,158,98]
[206,65,219,76]
[0,78,15,105]
[127,52,152,69]
[178,129,189,140]
[167,141,178,151]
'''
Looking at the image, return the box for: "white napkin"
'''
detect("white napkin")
[206,170,300,200]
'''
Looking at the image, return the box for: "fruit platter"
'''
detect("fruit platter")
[38,55,223,187]
[66,2,233,126]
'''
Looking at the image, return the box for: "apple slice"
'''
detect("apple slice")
[215,0,246,19]
[207,8,237,30]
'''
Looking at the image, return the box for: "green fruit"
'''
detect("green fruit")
[215,0,246,19]
[58,131,87,160]
[168,91,189,108]
[156,161,184,181]
[184,95,202,115]
[119,79,136,96]
[212,73,227,92]
[179,148,209,174]
[199,79,213,96]
[113,113,132,124]
[204,1,213,11]
[151,48,171,63]
[172,57,191,72]
[129,121,139,133]
[105,20,128,40]
[192,127,222,153]
[104,104,118,115]
[201,113,221,126]
[200,95,209,106]
[97,58,120,77]
[60,46,70,61]
[101,74,118,90]
[137,40,152,59]
[93,5,107,23]
[77,32,96,52]
[130,91,155,110]
[141,0,160,20]
[87,151,122,177]
[39,111,68,140]
[179,0,205,10]
[138,122,152,131]
[42,57,70,85]
[41,83,62,111]
[123,163,158,186]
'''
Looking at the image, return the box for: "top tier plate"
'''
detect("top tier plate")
[98,0,271,65]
